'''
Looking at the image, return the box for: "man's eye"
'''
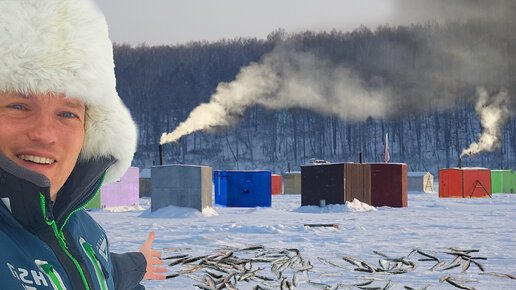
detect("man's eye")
[60,112,78,118]
[8,104,25,110]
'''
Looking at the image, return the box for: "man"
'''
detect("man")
[0,0,166,289]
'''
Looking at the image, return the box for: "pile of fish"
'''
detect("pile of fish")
[163,245,312,289]
[161,245,515,289]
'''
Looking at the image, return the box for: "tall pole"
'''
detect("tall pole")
[159,144,163,165]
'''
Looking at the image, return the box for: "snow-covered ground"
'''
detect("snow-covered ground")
[90,189,516,289]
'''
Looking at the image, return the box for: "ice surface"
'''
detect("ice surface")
[89,191,516,289]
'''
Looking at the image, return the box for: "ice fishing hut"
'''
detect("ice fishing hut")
[283,172,301,194]
[213,170,271,207]
[439,168,491,198]
[301,163,371,206]
[139,168,151,197]
[407,172,434,193]
[370,163,408,208]
[151,164,212,212]
[491,170,516,193]
[271,174,283,195]
[86,167,140,208]
[301,162,408,208]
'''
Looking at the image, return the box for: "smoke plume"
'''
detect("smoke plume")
[161,0,516,150]
[160,48,391,144]
[460,88,512,157]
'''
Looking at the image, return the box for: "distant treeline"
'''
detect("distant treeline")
[113,20,516,175]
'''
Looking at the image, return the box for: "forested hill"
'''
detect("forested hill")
[113,20,516,176]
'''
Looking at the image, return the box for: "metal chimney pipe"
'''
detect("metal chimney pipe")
[159,144,163,165]
[359,152,363,164]
[459,157,462,169]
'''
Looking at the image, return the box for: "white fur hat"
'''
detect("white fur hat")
[0,0,137,183]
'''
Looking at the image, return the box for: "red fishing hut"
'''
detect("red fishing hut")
[271,174,283,195]
[439,168,491,198]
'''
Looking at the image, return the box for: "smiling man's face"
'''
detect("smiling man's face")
[0,92,85,201]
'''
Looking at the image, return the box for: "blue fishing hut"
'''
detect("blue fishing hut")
[213,170,272,207]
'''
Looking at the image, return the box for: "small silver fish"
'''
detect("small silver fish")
[470,260,485,272]
[443,278,476,290]
[448,276,478,283]
[352,280,373,286]
[430,260,447,271]
[319,272,343,277]
[342,256,364,268]
[277,260,291,273]
[238,245,265,252]
[218,251,234,261]
[372,250,389,258]
[292,272,299,287]
[290,255,301,268]
[461,259,471,273]
[450,255,463,266]
[418,258,437,262]
[440,263,460,272]
[439,275,451,283]
[224,282,238,290]
[238,268,262,281]
[193,284,215,290]
[168,257,189,267]
[205,270,223,279]
[355,276,388,281]
[221,271,236,284]
[183,255,209,264]
[204,274,217,289]
[407,248,420,259]
[163,247,191,252]
[383,280,394,290]
[272,256,290,265]
[416,250,439,261]
[244,261,253,271]
[165,273,180,279]
[280,278,288,290]
[254,274,276,281]
[162,254,190,260]
[180,266,204,274]
[185,273,205,283]
[479,272,516,279]
[379,259,390,270]
[307,280,330,288]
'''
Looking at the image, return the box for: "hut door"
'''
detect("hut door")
[442,172,450,197]
[424,177,433,192]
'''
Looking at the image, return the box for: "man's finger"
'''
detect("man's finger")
[150,274,166,280]
[151,249,162,258]
[151,266,168,273]
[141,231,155,249]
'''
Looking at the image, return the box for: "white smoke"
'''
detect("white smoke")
[160,0,516,146]
[161,48,392,144]
[460,87,512,158]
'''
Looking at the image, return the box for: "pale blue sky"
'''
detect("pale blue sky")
[93,0,402,46]
[93,0,478,46]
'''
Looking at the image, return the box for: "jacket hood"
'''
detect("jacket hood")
[0,0,137,183]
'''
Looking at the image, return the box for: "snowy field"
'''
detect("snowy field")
[90,190,516,289]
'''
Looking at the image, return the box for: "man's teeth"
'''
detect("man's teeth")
[18,154,55,164]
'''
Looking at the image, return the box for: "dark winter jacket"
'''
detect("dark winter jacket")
[0,153,146,290]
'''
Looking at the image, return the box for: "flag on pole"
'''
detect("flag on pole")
[383,133,390,163]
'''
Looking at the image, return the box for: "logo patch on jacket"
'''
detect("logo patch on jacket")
[97,236,108,262]
[6,262,49,288]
